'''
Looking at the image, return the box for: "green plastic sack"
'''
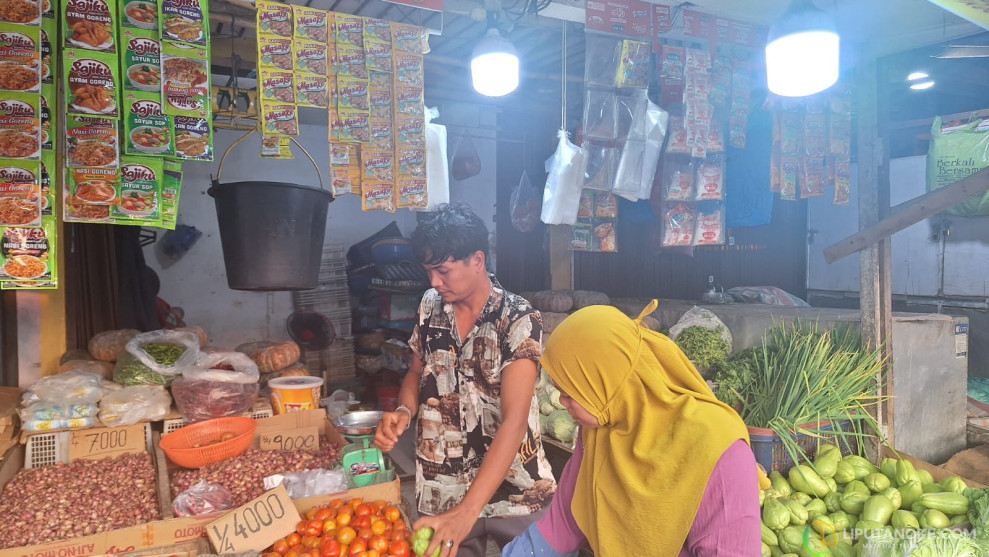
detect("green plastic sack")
[926,116,989,216]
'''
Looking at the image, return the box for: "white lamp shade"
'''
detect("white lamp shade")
[765,0,840,97]
[766,31,839,97]
[471,28,519,97]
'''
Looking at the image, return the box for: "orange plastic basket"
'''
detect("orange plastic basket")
[159,416,257,468]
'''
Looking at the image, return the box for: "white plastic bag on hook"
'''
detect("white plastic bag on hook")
[615,100,668,201]
[418,107,449,211]
[540,129,585,225]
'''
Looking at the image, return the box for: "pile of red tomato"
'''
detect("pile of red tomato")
[264,498,412,557]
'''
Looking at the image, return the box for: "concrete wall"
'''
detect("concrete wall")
[142,103,497,350]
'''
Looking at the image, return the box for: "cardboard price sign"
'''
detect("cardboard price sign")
[69,423,146,461]
[207,485,299,553]
[258,426,320,452]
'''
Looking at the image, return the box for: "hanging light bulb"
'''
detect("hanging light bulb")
[765,0,840,97]
[471,27,519,97]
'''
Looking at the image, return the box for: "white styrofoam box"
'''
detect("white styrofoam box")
[25,422,153,468]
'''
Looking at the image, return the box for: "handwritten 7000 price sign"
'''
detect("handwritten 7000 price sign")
[207,484,300,553]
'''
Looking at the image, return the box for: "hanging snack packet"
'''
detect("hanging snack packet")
[659,45,684,79]
[40,86,53,151]
[113,155,162,225]
[615,39,650,89]
[1,0,40,24]
[66,115,118,168]
[161,42,209,118]
[594,221,617,252]
[693,206,724,246]
[395,85,424,118]
[294,39,327,77]
[361,181,395,212]
[593,192,618,218]
[337,108,369,143]
[63,0,115,52]
[369,118,392,151]
[259,101,298,136]
[780,156,798,200]
[40,23,52,85]
[694,157,724,201]
[256,0,292,38]
[397,177,426,210]
[336,46,367,79]
[119,0,158,31]
[396,147,425,179]
[260,135,292,159]
[0,160,42,227]
[394,53,423,87]
[361,149,393,182]
[259,68,294,104]
[571,221,593,251]
[369,71,392,89]
[336,77,369,111]
[121,29,161,94]
[395,116,425,148]
[40,150,53,216]
[0,219,54,282]
[364,17,390,44]
[329,143,358,197]
[0,93,40,161]
[159,0,207,46]
[662,203,695,247]
[171,115,212,160]
[294,6,327,42]
[665,116,689,154]
[803,113,827,157]
[0,24,41,93]
[577,190,593,219]
[799,157,826,198]
[662,157,694,200]
[834,160,851,206]
[365,41,392,74]
[295,75,328,108]
[257,36,294,71]
[68,164,118,206]
[335,14,363,48]
[391,22,429,54]
[369,87,392,119]
[160,159,181,229]
[123,92,172,157]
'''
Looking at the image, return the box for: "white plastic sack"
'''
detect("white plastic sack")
[22,370,106,405]
[541,129,586,225]
[418,107,449,212]
[99,385,172,426]
[185,352,260,383]
[668,306,733,349]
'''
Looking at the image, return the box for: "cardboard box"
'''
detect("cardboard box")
[0,410,401,557]
[0,387,20,443]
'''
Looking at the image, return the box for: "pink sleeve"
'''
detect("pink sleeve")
[680,439,763,557]
[535,436,587,554]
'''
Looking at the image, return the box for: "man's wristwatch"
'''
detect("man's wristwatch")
[395,405,413,418]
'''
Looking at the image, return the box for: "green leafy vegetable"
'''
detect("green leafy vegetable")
[674,325,730,371]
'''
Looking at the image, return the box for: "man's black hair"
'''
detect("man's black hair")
[411,202,489,267]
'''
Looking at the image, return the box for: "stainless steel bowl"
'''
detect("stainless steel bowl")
[332,410,383,436]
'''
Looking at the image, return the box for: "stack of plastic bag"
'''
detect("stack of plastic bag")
[20,370,109,431]
[417,107,449,212]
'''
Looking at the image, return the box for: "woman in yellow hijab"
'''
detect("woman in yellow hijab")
[503,301,764,557]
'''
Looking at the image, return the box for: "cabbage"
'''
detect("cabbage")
[861,529,984,557]
[546,409,577,445]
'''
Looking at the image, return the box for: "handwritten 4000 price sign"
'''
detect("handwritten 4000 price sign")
[207,484,301,552]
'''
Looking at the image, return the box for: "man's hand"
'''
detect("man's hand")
[413,503,478,557]
[374,410,411,452]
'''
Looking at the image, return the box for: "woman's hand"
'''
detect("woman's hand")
[413,504,478,557]
[374,410,410,452]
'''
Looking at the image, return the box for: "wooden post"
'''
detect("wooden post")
[856,58,893,459]
[549,226,572,290]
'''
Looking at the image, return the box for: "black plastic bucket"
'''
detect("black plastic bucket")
[208,180,333,291]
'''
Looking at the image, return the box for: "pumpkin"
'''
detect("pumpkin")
[533,290,574,313]
[640,315,660,331]
[236,340,301,373]
[175,326,209,348]
[354,332,386,354]
[58,359,114,380]
[88,329,141,362]
[541,312,569,336]
[572,290,610,309]
[60,349,92,365]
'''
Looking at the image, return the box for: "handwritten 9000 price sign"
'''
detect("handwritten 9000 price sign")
[208,484,300,553]
[258,426,320,452]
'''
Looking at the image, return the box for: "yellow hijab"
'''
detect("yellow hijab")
[541,301,764,556]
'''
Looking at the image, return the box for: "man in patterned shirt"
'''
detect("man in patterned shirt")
[375,203,557,557]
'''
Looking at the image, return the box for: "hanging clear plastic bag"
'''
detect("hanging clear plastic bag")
[99,385,172,426]
[582,88,617,141]
[511,171,540,233]
[582,142,618,191]
[584,34,622,87]
[173,480,236,517]
[419,107,449,211]
[614,141,646,201]
[541,129,585,225]
[450,132,481,181]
